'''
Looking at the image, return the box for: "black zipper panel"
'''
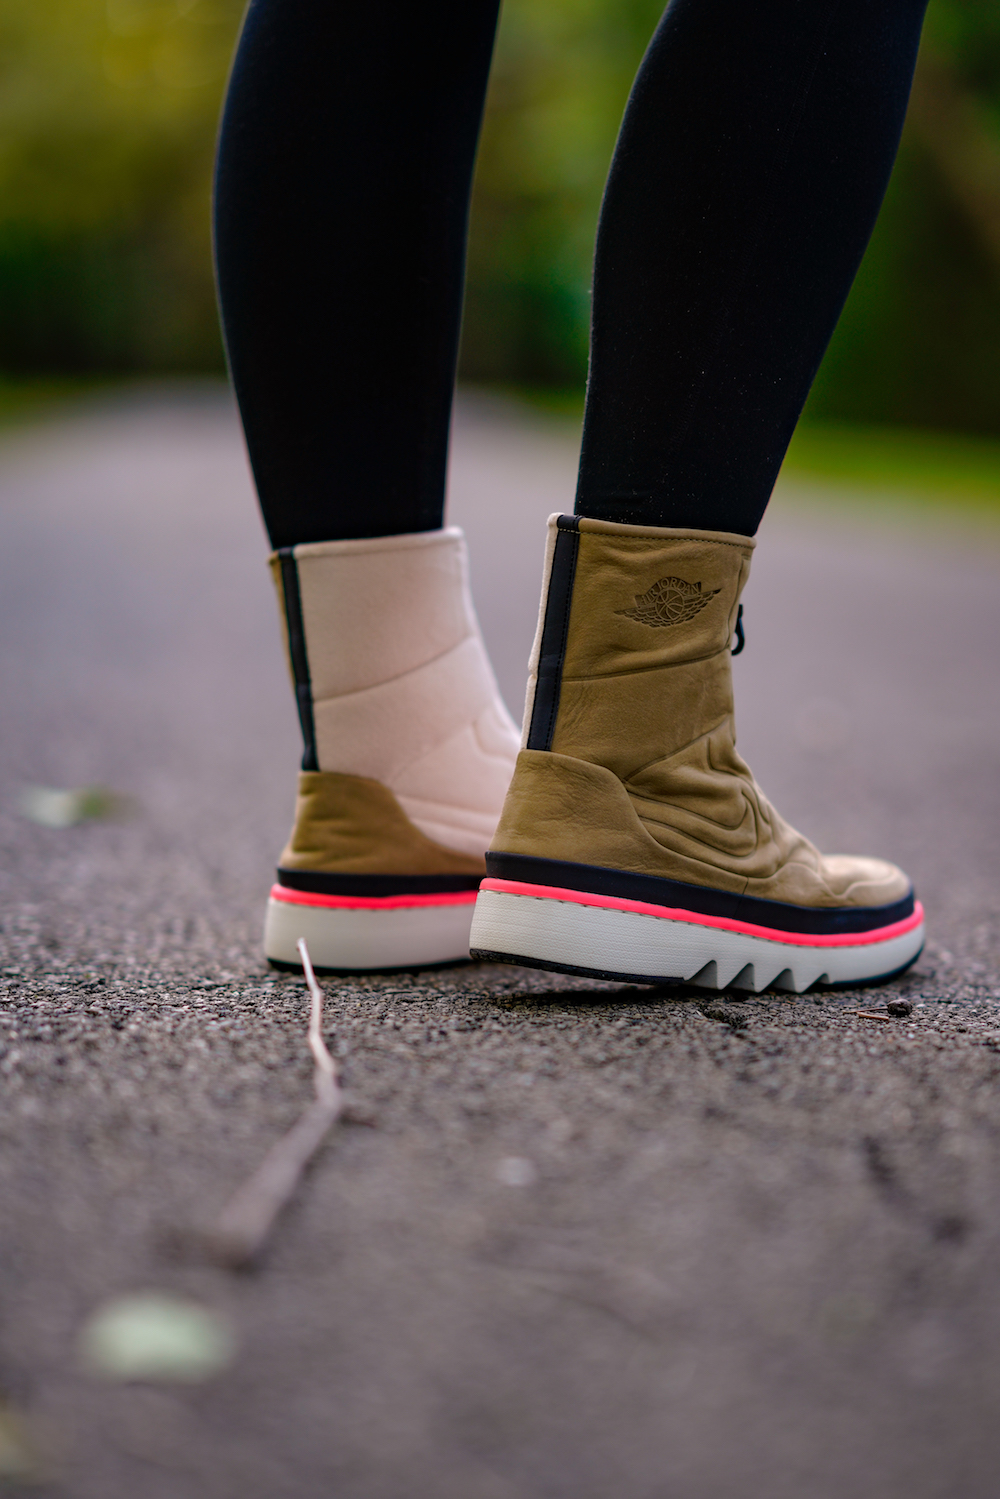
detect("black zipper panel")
[278,547,319,772]
[525,515,580,752]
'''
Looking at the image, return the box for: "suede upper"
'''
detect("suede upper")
[280,770,485,876]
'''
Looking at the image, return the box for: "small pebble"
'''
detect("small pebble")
[496,1157,537,1187]
[701,1004,749,1029]
[886,1001,913,1018]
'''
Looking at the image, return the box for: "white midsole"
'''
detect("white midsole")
[469,888,924,992]
[264,896,477,971]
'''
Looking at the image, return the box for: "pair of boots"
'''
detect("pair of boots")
[264,517,923,991]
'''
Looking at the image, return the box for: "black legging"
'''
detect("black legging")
[214,0,928,548]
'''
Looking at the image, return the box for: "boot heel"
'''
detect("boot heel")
[265,885,479,972]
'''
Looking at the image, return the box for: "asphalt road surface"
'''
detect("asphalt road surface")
[1,386,999,1498]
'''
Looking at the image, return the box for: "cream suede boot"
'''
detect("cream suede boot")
[264,528,519,970]
[470,514,924,991]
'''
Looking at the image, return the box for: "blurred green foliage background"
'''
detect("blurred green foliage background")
[0,0,240,372]
[2,0,1000,440]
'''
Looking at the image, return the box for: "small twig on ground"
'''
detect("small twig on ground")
[853,1010,892,1021]
[208,939,342,1268]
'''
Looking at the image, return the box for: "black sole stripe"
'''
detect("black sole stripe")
[468,947,924,992]
[484,853,915,937]
[526,515,580,751]
[277,547,319,773]
[277,868,483,897]
[269,955,473,976]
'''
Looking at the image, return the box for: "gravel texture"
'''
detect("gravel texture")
[1,388,999,1498]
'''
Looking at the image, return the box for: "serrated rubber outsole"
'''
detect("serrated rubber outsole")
[469,886,925,993]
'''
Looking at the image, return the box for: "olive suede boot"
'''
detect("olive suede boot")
[470,515,924,991]
[264,528,519,971]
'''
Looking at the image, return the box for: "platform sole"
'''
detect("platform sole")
[264,888,479,973]
[469,885,925,992]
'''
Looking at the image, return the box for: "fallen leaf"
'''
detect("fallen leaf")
[19,786,133,829]
[79,1293,235,1383]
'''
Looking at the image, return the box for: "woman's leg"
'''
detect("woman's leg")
[215,0,520,973]
[576,0,929,534]
[214,0,500,548]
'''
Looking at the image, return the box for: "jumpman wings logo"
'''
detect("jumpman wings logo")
[617,576,720,627]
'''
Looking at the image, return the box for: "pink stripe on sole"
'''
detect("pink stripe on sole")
[270,884,479,912]
[479,878,923,949]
